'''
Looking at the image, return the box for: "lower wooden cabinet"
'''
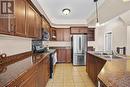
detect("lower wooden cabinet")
[36,55,50,87]
[87,53,106,86]
[57,48,72,63]
[6,55,50,87]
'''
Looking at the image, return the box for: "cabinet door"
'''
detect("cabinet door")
[37,58,45,87]
[79,28,88,33]
[88,28,95,41]
[0,18,15,35]
[34,13,41,38]
[15,0,26,37]
[66,49,72,63]
[56,29,64,41]
[70,28,79,34]
[71,27,88,34]
[64,29,70,41]
[20,71,37,87]
[57,49,66,63]
[87,53,95,83]
[26,3,35,37]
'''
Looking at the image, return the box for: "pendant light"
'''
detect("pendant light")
[94,0,100,27]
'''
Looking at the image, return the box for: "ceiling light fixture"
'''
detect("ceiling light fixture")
[94,0,100,27]
[62,8,71,15]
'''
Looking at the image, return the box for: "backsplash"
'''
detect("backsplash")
[0,34,32,56]
[43,41,71,48]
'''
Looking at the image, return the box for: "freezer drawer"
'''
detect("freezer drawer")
[73,54,86,65]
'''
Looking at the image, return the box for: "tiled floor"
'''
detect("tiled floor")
[46,64,95,87]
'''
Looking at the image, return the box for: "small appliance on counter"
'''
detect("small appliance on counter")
[32,40,45,53]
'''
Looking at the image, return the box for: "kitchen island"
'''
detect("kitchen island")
[87,51,130,87]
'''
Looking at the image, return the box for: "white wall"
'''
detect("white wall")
[0,35,32,56]
[94,26,105,51]
[43,41,71,48]
[127,26,130,55]
[94,18,127,52]
[111,18,127,51]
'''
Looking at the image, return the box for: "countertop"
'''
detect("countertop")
[87,51,130,87]
[87,51,129,61]
[98,59,130,87]
[0,49,56,87]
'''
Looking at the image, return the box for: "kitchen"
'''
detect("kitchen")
[0,0,130,87]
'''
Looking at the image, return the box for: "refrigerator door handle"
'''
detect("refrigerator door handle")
[79,36,81,51]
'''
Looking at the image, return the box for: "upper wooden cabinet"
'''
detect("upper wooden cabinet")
[56,28,70,41]
[50,27,57,41]
[0,18,15,35]
[15,0,26,37]
[35,13,42,38]
[88,28,95,41]
[26,3,36,38]
[71,27,88,34]
[0,0,42,38]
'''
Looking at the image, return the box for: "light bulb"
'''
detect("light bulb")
[96,22,100,27]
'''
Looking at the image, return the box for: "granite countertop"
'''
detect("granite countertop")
[0,49,56,87]
[87,51,129,61]
[98,59,130,87]
[87,51,130,87]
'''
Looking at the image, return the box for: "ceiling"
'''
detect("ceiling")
[31,0,105,27]
[87,0,130,27]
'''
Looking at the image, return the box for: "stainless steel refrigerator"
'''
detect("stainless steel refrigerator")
[72,35,87,65]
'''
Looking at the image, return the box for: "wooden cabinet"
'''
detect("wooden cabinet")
[26,3,35,38]
[15,0,26,37]
[35,13,42,38]
[57,48,72,63]
[50,27,57,41]
[20,71,37,87]
[87,53,106,86]
[64,29,71,41]
[56,28,70,41]
[88,28,95,41]
[71,27,88,34]
[57,49,66,62]
[66,49,72,63]
[36,55,50,87]
[6,54,50,87]
[56,29,64,41]
[0,18,15,35]
[0,0,42,38]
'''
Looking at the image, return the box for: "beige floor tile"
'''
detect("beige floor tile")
[46,64,95,87]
